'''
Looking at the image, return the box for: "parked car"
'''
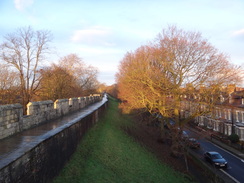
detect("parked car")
[204,151,228,168]
[186,138,200,148]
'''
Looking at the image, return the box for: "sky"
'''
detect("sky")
[0,0,244,85]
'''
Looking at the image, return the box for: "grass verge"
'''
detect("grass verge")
[52,96,191,183]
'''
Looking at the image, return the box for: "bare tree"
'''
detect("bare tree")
[0,64,20,104]
[59,54,99,94]
[0,64,19,90]
[0,26,52,112]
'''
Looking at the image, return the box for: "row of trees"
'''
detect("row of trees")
[0,27,100,112]
[116,26,243,158]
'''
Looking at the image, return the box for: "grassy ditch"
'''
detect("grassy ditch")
[52,96,191,183]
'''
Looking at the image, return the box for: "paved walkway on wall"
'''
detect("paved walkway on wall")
[0,96,108,170]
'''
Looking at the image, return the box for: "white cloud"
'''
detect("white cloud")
[14,0,34,11]
[232,29,244,36]
[71,26,115,46]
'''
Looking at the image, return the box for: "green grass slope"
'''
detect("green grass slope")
[52,96,191,183]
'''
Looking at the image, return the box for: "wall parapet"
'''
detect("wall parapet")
[0,104,23,139]
[0,94,102,140]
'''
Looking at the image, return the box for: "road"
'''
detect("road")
[185,129,244,183]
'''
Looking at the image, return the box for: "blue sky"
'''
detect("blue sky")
[0,0,244,85]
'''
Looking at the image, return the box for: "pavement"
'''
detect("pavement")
[209,137,244,159]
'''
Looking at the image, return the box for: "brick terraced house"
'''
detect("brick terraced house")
[181,87,244,141]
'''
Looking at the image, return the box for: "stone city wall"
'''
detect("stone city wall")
[0,94,102,140]
[0,95,108,183]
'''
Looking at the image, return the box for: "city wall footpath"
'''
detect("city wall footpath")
[0,94,102,140]
[0,95,108,183]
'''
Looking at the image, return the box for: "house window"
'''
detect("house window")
[239,128,244,141]
[229,125,232,135]
[215,108,218,118]
[238,112,242,122]
[216,108,220,118]
[236,111,240,122]
[224,109,227,119]
[228,110,231,121]
[218,109,221,118]
[220,95,224,103]
[242,112,244,123]
[236,128,240,139]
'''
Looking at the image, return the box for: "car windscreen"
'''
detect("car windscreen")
[212,154,222,159]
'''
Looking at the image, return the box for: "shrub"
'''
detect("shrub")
[228,133,239,143]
